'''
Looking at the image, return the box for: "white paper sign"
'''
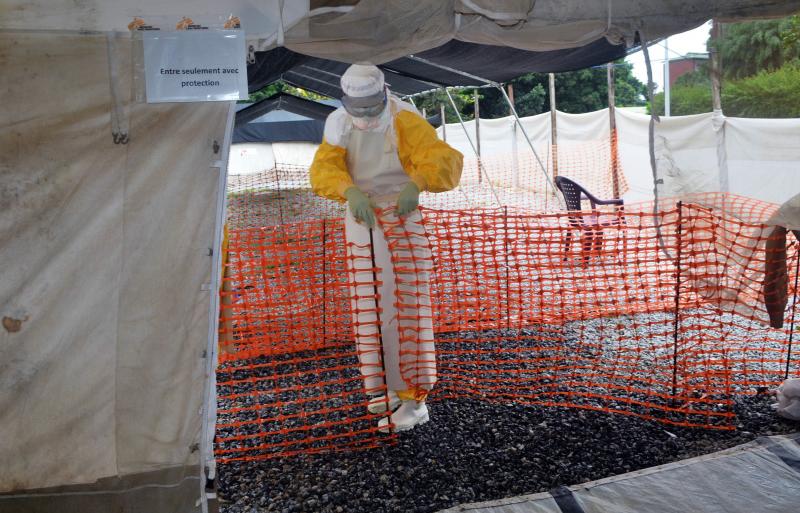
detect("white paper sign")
[143,30,248,103]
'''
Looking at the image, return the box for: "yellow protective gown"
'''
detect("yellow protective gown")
[310,102,463,202]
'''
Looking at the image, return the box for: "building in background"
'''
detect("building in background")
[668,52,709,86]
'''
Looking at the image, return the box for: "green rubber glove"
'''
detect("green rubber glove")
[344,186,376,228]
[396,182,420,216]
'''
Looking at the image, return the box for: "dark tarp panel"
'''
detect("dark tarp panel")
[236,92,336,124]
[247,36,630,96]
[233,120,324,144]
[234,93,332,143]
[389,37,630,83]
[248,52,445,96]
[285,58,442,97]
[247,47,309,94]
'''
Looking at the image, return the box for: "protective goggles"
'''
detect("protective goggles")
[341,89,387,118]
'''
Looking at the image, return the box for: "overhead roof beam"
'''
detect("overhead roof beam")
[405,55,499,87]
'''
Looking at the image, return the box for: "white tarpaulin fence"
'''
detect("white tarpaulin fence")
[230,108,800,208]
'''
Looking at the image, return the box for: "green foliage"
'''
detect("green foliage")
[612,61,650,107]
[412,89,475,123]
[415,60,646,121]
[239,81,328,104]
[713,17,800,79]
[674,67,710,88]
[241,83,283,103]
[475,77,543,119]
[782,15,800,49]
[648,14,800,117]
[722,62,800,117]
[648,67,713,115]
[648,61,800,118]
[650,85,712,116]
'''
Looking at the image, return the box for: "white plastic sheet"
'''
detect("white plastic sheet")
[435,108,799,208]
[774,379,800,421]
[726,117,800,206]
[228,142,321,175]
[437,434,800,513]
[0,31,227,498]
[3,1,800,64]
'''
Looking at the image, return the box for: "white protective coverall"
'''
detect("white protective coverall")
[343,99,437,396]
[310,72,462,430]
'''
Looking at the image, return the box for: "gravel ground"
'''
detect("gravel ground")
[217,394,798,513]
[219,186,796,512]
[216,313,799,513]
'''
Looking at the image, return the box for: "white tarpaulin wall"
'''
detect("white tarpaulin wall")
[0,32,230,511]
[725,117,800,202]
[615,110,800,206]
[231,109,800,209]
[229,142,319,175]
[436,108,800,207]
[435,109,614,200]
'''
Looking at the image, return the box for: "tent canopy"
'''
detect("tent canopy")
[6,0,800,59]
[8,1,800,101]
[236,92,336,123]
[5,1,800,64]
[247,37,632,97]
[233,92,334,143]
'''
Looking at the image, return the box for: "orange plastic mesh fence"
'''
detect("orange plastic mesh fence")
[423,131,627,211]
[217,179,798,462]
[224,130,625,224]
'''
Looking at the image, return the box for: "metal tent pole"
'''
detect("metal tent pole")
[440,103,447,142]
[444,87,502,208]
[548,73,559,179]
[497,84,564,208]
[608,62,621,199]
[474,88,482,183]
[664,37,671,117]
[641,33,674,260]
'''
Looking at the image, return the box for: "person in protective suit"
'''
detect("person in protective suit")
[310,64,462,432]
[762,192,800,422]
[763,192,800,328]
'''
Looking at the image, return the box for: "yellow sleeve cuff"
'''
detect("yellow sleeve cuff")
[410,174,427,192]
[337,180,355,198]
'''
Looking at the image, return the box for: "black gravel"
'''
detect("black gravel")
[217,394,799,513]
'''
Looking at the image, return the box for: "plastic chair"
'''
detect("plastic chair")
[554,176,625,263]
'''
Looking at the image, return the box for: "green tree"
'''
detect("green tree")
[649,61,800,117]
[651,86,713,116]
[781,15,800,49]
[411,89,475,123]
[713,17,800,79]
[416,59,646,120]
[723,62,800,117]
[240,81,328,104]
[649,68,713,116]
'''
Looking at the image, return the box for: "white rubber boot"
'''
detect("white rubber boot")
[367,390,401,414]
[378,400,429,433]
